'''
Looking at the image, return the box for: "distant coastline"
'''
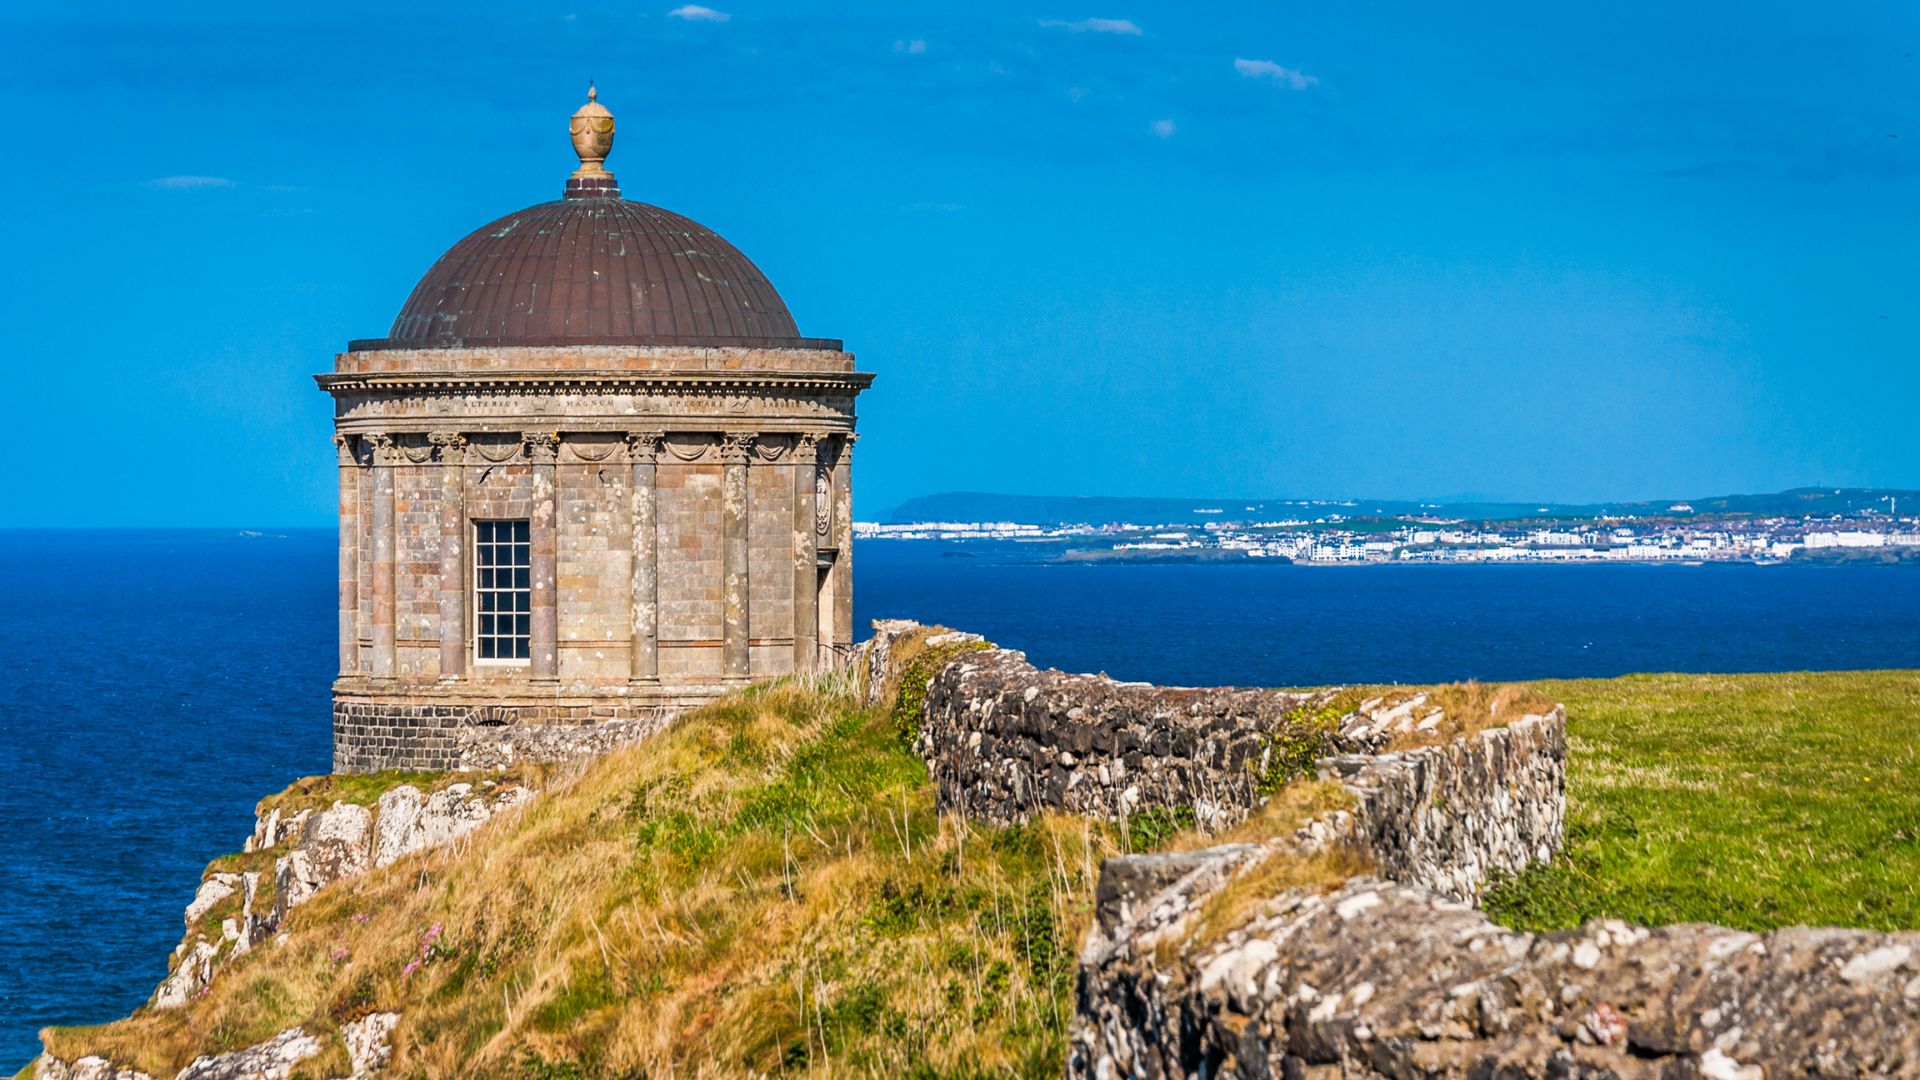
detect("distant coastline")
[862,485,1920,568]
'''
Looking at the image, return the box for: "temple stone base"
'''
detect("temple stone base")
[332,682,715,772]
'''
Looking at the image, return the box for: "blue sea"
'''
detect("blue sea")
[3,529,1918,1060]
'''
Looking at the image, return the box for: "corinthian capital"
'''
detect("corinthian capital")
[367,433,402,466]
[522,432,561,462]
[718,431,756,464]
[332,433,359,466]
[791,432,822,463]
[428,431,468,464]
[625,430,664,462]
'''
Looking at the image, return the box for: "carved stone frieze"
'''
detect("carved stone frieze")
[563,434,623,463]
[663,435,714,463]
[465,437,525,465]
[752,435,790,463]
[324,383,860,428]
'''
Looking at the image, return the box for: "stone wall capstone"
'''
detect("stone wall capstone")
[1071,877,1920,1079]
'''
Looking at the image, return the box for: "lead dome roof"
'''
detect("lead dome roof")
[351,88,835,352]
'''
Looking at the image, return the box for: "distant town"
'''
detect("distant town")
[857,489,1920,566]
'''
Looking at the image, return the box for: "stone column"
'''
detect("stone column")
[526,432,560,683]
[334,435,359,676]
[368,433,399,679]
[626,431,662,684]
[830,434,857,653]
[429,432,467,680]
[791,433,820,672]
[720,432,754,681]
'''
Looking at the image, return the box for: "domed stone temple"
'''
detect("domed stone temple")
[319,89,871,772]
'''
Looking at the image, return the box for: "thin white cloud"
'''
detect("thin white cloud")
[1040,17,1142,36]
[149,176,236,190]
[1151,118,1177,138]
[1234,57,1318,90]
[894,38,927,54]
[669,5,730,22]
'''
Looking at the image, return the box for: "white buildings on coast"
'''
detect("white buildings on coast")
[855,516,1920,566]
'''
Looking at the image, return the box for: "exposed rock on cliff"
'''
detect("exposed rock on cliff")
[150,780,533,1011]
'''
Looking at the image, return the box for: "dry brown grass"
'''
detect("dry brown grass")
[43,676,1126,1079]
[1379,680,1558,752]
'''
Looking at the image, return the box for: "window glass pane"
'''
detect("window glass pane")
[474,518,535,661]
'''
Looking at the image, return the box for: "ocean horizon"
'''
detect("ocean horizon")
[3,527,1918,1061]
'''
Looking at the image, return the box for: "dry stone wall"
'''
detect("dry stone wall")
[916,647,1346,829]
[1071,877,1920,1078]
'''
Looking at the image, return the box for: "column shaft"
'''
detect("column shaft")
[628,433,661,683]
[528,433,560,682]
[432,433,466,680]
[721,433,753,680]
[334,436,359,676]
[791,434,819,671]
[829,435,856,653]
[369,435,397,678]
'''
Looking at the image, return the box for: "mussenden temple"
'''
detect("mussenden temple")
[319,89,871,772]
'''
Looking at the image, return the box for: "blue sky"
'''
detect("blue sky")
[2,1,1914,525]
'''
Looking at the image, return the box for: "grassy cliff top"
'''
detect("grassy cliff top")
[1488,669,1920,932]
[37,666,1920,1077]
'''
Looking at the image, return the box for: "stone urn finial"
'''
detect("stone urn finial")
[570,83,615,179]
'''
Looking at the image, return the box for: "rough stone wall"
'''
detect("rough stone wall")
[1320,711,1565,903]
[557,449,630,685]
[332,697,676,772]
[656,457,723,678]
[916,647,1342,829]
[747,454,796,670]
[1071,876,1920,1079]
[393,461,440,678]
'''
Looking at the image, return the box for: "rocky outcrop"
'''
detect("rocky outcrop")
[34,1054,157,1080]
[37,1013,401,1080]
[273,802,375,923]
[174,1029,326,1080]
[1071,877,1920,1078]
[153,782,532,1011]
[917,647,1347,829]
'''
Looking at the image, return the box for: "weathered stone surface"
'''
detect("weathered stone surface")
[273,802,375,924]
[182,875,238,927]
[917,647,1345,828]
[847,618,927,706]
[450,715,672,770]
[1071,877,1920,1079]
[151,940,218,1010]
[1320,710,1565,903]
[174,1029,325,1080]
[33,1055,156,1080]
[341,1012,400,1077]
[372,783,536,868]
